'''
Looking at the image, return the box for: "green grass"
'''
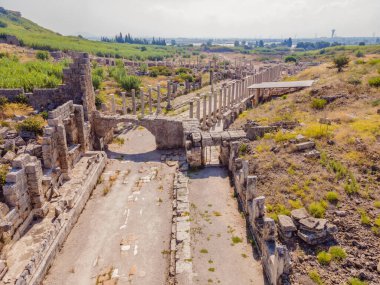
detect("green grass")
[231,236,243,244]
[308,270,323,285]
[347,278,367,285]
[200,249,208,254]
[0,9,177,60]
[308,201,327,218]
[358,209,371,225]
[311,98,327,110]
[0,56,69,92]
[317,251,332,265]
[328,246,347,261]
[325,191,339,203]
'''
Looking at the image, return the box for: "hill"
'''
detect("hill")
[0,7,175,60]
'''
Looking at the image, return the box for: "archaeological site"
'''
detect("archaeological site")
[0,3,379,285]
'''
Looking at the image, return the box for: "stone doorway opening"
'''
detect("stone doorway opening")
[202,145,221,166]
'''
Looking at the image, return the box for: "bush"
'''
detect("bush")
[36,50,50,61]
[326,191,339,203]
[344,172,359,194]
[358,209,371,225]
[368,77,380,87]
[92,75,102,90]
[308,270,323,285]
[347,77,361,86]
[119,75,141,92]
[333,56,349,72]
[0,20,7,28]
[16,115,45,135]
[355,50,364,58]
[0,164,8,187]
[95,95,105,109]
[308,201,326,218]
[329,246,347,260]
[317,251,332,265]
[348,278,367,285]
[0,96,8,106]
[284,55,297,63]
[15,94,28,104]
[311,98,327,110]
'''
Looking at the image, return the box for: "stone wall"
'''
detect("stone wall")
[0,53,96,120]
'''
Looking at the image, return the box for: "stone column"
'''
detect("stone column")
[202,94,207,129]
[208,92,212,124]
[223,86,227,111]
[196,94,201,120]
[166,80,172,110]
[111,94,116,113]
[213,91,218,120]
[122,92,127,115]
[148,86,153,115]
[218,88,223,117]
[189,101,194,118]
[141,92,145,118]
[156,85,161,115]
[210,70,214,94]
[227,85,231,108]
[132,89,136,115]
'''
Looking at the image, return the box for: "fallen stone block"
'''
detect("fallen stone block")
[294,141,315,151]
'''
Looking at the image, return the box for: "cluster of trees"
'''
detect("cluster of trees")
[296,41,341,50]
[282,38,292,47]
[101,33,167,46]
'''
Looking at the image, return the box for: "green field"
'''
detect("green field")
[0,8,176,60]
[0,55,69,91]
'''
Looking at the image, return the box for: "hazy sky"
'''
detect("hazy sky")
[0,0,379,38]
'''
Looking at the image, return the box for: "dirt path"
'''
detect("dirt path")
[188,167,265,285]
[44,128,176,285]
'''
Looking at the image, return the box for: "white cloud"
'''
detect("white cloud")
[0,0,379,38]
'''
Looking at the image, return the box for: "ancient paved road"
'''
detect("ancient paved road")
[44,128,177,285]
[188,167,265,285]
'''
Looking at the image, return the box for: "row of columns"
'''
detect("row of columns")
[189,65,283,129]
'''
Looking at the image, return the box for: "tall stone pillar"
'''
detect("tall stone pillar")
[132,89,136,115]
[141,92,145,118]
[213,91,218,120]
[122,92,127,115]
[196,94,201,120]
[223,86,227,111]
[111,94,116,113]
[148,86,153,115]
[156,85,161,115]
[218,88,223,118]
[227,85,231,108]
[166,80,172,110]
[202,94,207,130]
[208,92,212,124]
[189,101,194,118]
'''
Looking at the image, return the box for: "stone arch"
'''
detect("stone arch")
[92,112,185,150]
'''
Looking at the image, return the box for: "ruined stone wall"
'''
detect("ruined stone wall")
[0,53,96,120]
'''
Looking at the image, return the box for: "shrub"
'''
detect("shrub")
[0,96,8,106]
[16,115,45,135]
[333,56,349,72]
[368,77,380,87]
[344,172,359,194]
[348,278,367,285]
[308,270,323,285]
[329,246,347,260]
[92,75,101,90]
[36,50,50,61]
[284,56,297,63]
[288,199,303,209]
[374,216,380,227]
[326,191,339,203]
[119,75,141,92]
[0,20,7,28]
[14,94,28,104]
[374,201,380,208]
[95,95,105,109]
[317,251,332,265]
[358,209,371,225]
[311,98,327,110]
[308,201,326,218]
[355,50,364,58]
[40,110,48,120]
[347,77,361,86]
[0,164,8,187]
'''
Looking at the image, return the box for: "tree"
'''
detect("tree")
[333,56,349,72]
[259,40,264,48]
[284,55,297,63]
[171,39,176,46]
[234,40,240,47]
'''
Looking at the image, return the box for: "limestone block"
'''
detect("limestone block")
[252,196,265,220]
[263,217,276,241]
[291,208,309,223]
[278,215,297,232]
[299,217,327,233]
[5,168,25,183]
[12,154,32,169]
[294,141,315,151]
[246,176,258,201]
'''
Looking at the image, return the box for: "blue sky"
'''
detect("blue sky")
[0,0,379,38]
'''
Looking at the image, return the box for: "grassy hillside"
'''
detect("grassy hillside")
[232,52,380,284]
[0,8,176,60]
